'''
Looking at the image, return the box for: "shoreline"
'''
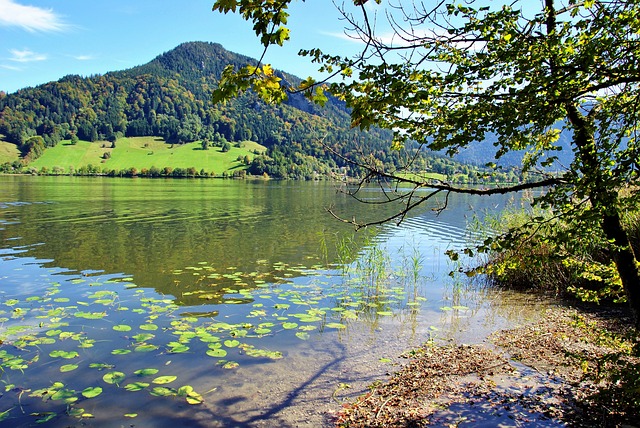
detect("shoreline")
[333,303,639,427]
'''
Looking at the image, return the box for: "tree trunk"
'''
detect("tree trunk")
[603,212,640,328]
[565,103,640,327]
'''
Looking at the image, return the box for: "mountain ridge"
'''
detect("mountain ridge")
[0,41,522,180]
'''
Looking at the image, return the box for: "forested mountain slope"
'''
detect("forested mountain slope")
[0,41,500,179]
[0,42,392,178]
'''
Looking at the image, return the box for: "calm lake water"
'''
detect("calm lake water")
[0,176,552,427]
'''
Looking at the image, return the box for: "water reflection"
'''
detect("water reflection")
[0,176,552,427]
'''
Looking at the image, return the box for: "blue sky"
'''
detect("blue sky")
[0,0,363,93]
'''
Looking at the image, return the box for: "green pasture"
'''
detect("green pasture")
[28,137,266,175]
[0,140,20,164]
[396,171,447,183]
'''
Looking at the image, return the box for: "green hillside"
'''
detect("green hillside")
[28,137,265,176]
[0,42,397,179]
[0,139,20,164]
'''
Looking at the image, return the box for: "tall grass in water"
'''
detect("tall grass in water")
[478,191,640,304]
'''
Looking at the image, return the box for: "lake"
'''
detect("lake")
[0,176,551,427]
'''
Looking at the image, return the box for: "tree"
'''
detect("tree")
[212,0,640,325]
[22,136,46,161]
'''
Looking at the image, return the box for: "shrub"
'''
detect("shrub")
[478,195,634,304]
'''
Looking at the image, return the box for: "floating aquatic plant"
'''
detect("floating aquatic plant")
[0,249,431,425]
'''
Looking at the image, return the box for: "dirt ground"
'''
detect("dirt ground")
[333,305,640,427]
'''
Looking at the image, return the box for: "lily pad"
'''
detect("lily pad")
[222,361,239,369]
[124,382,149,392]
[60,364,79,372]
[150,387,175,397]
[103,371,126,385]
[152,375,177,385]
[206,349,227,358]
[295,332,310,340]
[81,387,103,398]
[134,368,159,377]
[325,322,347,329]
[113,325,132,332]
[49,350,79,359]
[134,344,159,352]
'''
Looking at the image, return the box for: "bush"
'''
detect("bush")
[478,196,633,304]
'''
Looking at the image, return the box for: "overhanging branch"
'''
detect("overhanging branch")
[323,142,567,229]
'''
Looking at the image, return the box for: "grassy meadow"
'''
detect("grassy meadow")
[21,137,266,175]
[0,140,20,164]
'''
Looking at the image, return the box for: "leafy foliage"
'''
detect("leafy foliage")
[211,0,640,324]
[479,198,629,304]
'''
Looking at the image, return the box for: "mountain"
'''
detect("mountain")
[0,42,407,179]
[451,129,574,171]
[2,41,534,182]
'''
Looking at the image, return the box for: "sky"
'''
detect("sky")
[0,0,365,94]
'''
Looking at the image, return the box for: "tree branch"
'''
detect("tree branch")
[322,142,567,229]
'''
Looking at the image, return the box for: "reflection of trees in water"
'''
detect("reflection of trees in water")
[2,179,368,295]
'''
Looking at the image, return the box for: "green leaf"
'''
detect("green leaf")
[49,350,79,359]
[168,344,189,354]
[74,312,106,320]
[67,407,84,417]
[81,387,103,398]
[0,408,11,421]
[222,361,239,369]
[150,387,175,397]
[178,386,204,405]
[139,324,158,331]
[152,376,177,385]
[325,322,347,329]
[124,382,149,392]
[206,348,228,358]
[89,363,115,370]
[51,389,77,403]
[103,371,126,385]
[295,332,310,340]
[134,368,159,377]
[134,344,159,352]
[32,412,57,423]
[132,333,155,342]
[60,364,78,372]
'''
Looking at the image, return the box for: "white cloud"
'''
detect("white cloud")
[9,48,47,62]
[1,64,21,70]
[72,54,94,61]
[322,31,364,44]
[0,0,67,32]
